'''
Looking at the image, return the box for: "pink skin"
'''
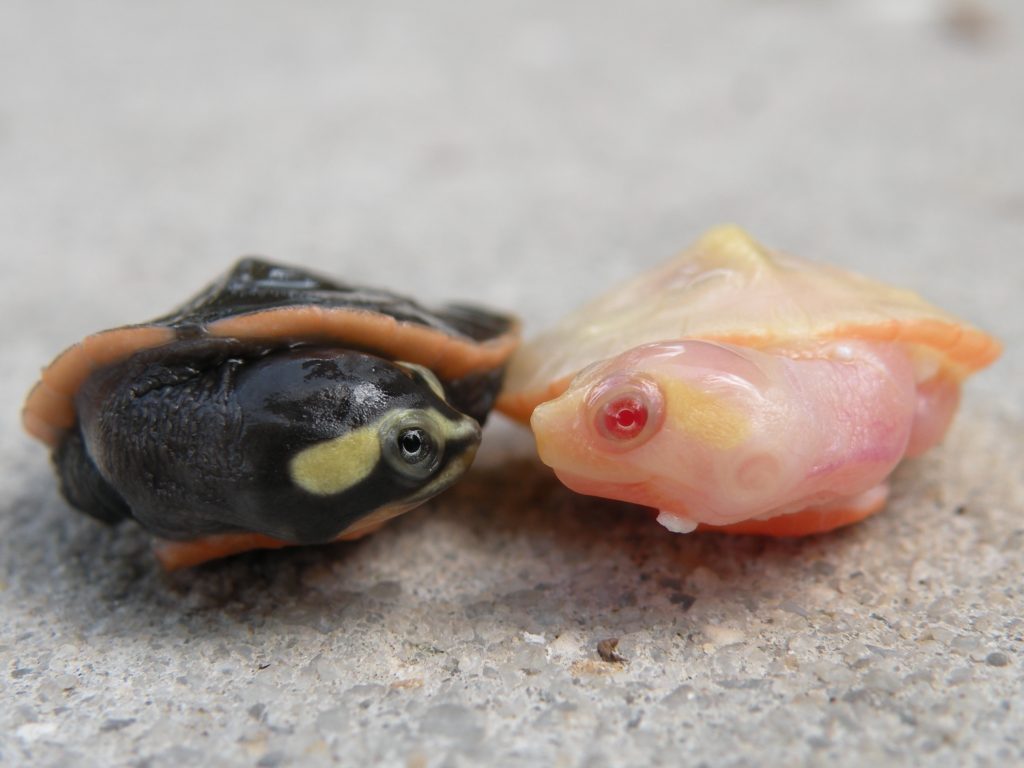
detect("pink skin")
[531,340,960,530]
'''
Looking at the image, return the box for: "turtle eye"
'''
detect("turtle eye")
[587,374,664,449]
[600,396,649,440]
[398,428,431,463]
[381,412,443,480]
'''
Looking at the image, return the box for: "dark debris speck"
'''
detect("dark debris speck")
[100,718,136,732]
[670,593,697,610]
[597,638,626,664]
[257,751,286,768]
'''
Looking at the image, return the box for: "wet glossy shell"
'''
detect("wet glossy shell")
[25,258,520,446]
[499,226,1001,422]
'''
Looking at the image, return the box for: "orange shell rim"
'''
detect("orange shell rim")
[24,306,521,448]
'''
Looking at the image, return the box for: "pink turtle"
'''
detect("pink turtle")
[498,227,1001,536]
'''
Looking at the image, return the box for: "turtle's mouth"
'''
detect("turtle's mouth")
[549,469,656,507]
[532,394,646,485]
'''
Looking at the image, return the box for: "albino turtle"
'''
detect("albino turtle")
[24,258,519,568]
[498,226,1001,536]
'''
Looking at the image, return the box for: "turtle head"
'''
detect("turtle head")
[234,350,481,542]
[530,340,806,527]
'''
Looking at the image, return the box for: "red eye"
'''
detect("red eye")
[587,374,664,449]
[601,397,649,440]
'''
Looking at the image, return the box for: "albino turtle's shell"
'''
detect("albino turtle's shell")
[499,226,1000,422]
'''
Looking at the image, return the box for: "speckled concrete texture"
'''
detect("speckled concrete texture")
[1,1,1022,766]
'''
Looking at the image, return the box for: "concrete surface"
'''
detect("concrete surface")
[1,1,1022,765]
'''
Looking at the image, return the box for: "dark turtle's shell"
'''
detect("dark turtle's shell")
[24,258,520,447]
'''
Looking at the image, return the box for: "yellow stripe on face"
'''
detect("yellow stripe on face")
[289,425,381,496]
[658,377,750,450]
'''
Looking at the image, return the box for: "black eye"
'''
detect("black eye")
[398,428,430,463]
[381,412,444,480]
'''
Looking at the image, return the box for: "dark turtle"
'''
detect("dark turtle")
[23,258,519,568]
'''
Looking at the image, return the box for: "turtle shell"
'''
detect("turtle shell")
[24,258,520,447]
[498,226,1001,422]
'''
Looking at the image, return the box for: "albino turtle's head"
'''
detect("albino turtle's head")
[530,340,808,526]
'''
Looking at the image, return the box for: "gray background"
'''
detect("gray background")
[2,1,1022,766]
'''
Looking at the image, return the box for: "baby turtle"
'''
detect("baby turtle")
[24,258,519,568]
[499,226,1000,536]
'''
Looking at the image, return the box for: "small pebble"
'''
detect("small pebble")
[986,652,1010,667]
[597,638,626,664]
